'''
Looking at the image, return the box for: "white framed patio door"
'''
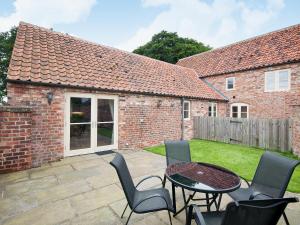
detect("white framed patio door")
[64,93,118,157]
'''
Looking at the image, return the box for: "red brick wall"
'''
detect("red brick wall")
[0,106,32,173]
[7,83,64,167]
[292,108,300,156]
[204,63,300,119]
[7,83,222,166]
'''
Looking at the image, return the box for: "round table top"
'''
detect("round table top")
[165,162,241,193]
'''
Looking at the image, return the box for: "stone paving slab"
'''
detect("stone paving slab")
[0,150,299,225]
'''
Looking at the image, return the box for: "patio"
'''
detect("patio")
[0,150,299,225]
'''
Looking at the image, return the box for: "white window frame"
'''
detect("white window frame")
[264,69,291,92]
[208,103,217,117]
[64,93,118,157]
[226,77,235,91]
[230,103,249,118]
[183,101,190,120]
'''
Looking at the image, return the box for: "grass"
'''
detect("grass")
[145,139,300,193]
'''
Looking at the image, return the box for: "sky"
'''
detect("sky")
[0,0,299,52]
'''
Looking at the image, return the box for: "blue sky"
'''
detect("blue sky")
[0,0,299,51]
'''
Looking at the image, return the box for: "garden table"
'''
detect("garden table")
[165,162,241,218]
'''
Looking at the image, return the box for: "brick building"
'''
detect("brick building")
[0,22,226,171]
[2,22,300,172]
[177,24,300,155]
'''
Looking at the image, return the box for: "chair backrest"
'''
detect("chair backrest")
[251,151,300,197]
[164,140,191,166]
[110,153,136,208]
[221,198,298,225]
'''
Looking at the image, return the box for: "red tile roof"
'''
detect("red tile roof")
[8,22,225,101]
[177,24,300,77]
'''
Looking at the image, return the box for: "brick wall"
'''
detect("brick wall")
[7,83,64,167]
[204,62,300,119]
[0,106,32,173]
[7,82,221,166]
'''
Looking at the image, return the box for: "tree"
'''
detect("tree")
[133,31,212,64]
[0,27,17,103]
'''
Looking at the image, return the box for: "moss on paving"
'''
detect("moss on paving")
[145,139,300,193]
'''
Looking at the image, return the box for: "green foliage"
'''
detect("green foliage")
[0,27,17,103]
[133,30,212,64]
[145,139,300,193]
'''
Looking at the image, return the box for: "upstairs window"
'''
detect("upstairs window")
[226,77,235,90]
[265,69,290,92]
[183,101,190,120]
[231,103,248,118]
[208,103,217,117]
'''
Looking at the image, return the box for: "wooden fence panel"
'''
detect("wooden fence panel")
[193,116,292,152]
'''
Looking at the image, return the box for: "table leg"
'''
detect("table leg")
[173,188,191,217]
[216,194,223,211]
[182,188,188,221]
[205,193,210,212]
[172,183,176,213]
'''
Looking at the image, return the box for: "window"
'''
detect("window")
[208,103,217,117]
[183,101,190,120]
[265,69,290,92]
[226,77,235,90]
[231,103,248,118]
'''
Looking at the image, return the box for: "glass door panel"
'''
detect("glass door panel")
[97,99,114,146]
[70,97,91,150]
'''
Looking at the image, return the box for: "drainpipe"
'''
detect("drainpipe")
[181,97,185,140]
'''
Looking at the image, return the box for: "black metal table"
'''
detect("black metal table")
[165,162,241,217]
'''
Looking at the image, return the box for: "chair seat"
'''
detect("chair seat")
[201,211,225,225]
[133,188,174,213]
[229,186,273,201]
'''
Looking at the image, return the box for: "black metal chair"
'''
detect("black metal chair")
[110,153,174,225]
[163,140,216,212]
[228,151,300,225]
[186,197,299,225]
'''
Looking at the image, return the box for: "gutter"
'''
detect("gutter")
[202,78,229,101]
[7,79,227,102]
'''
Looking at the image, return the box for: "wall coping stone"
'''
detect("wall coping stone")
[0,106,32,113]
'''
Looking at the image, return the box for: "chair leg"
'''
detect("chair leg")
[125,210,134,225]
[163,174,167,187]
[121,203,129,218]
[168,210,173,225]
[283,211,290,225]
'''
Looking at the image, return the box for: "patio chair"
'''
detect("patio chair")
[163,140,216,211]
[228,151,300,225]
[186,197,299,225]
[163,140,191,187]
[110,153,174,225]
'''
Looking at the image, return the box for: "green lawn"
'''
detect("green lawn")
[145,139,300,193]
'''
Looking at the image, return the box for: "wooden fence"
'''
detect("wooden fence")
[193,117,293,152]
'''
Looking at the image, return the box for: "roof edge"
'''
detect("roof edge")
[7,79,228,102]
[178,23,300,63]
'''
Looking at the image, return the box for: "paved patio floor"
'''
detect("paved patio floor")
[0,150,299,225]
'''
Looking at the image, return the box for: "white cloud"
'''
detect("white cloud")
[117,0,285,51]
[0,0,97,32]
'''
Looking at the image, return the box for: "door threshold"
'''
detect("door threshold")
[94,150,115,156]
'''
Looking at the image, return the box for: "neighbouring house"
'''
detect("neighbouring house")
[177,24,300,155]
[0,22,226,172]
